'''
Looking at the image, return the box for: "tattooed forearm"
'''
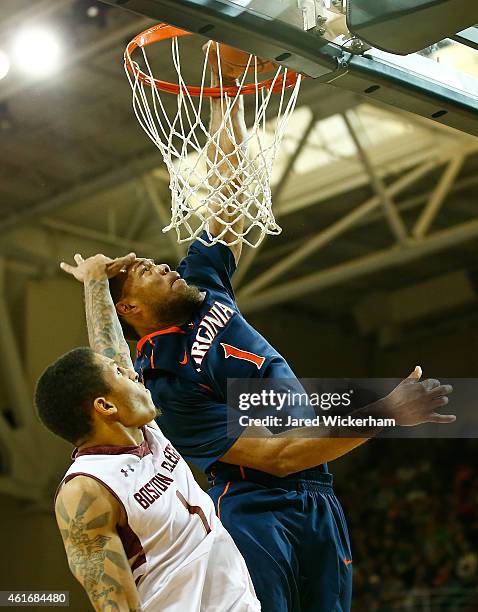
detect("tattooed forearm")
[84,278,133,368]
[57,490,141,611]
[91,587,114,602]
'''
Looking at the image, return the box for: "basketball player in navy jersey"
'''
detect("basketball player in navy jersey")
[37,257,260,612]
[61,65,455,611]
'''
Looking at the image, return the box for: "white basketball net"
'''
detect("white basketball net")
[125,34,302,248]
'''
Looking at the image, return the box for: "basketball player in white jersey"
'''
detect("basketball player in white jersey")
[35,256,260,612]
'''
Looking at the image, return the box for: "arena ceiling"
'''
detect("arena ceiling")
[0,1,477,309]
[0,0,477,503]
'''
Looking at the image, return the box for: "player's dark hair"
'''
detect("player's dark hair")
[108,276,140,342]
[35,347,111,445]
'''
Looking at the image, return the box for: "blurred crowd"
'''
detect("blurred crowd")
[336,440,478,611]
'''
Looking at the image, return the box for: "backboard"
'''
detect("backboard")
[101,0,345,78]
[100,0,478,136]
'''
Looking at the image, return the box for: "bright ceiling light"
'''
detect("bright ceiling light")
[0,50,10,80]
[87,5,100,18]
[13,27,61,77]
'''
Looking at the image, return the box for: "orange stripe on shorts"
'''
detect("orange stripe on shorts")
[217,481,231,520]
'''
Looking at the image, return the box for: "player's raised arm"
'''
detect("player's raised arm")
[60,252,161,432]
[205,50,248,264]
[221,368,455,477]
[55,476,142,612]
[60,253,136,369]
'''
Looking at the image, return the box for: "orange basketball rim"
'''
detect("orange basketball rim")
[124,23,300,97]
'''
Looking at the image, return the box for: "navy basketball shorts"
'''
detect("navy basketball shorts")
[208,466,352,612]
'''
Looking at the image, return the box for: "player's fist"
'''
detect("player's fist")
[60,253,136,283]
[384,367,455,426]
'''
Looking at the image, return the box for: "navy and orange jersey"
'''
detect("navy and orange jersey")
[134,233,328,475]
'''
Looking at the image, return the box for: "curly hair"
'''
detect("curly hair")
[35,347,111,445]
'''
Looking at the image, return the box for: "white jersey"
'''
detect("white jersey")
[59,425,260,611]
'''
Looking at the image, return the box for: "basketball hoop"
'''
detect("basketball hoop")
[124,24,302,248]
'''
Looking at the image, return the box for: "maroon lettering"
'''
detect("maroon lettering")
[143,484,160,500]
[134,493,150,510]
[133,472,174,510]
[162,445,181,473]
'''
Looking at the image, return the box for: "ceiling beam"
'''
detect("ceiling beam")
[343,110,408,244]
[254,169,478,274]
[234,110,319,288]
[239,217,478,313]
[0,86,360,239]
[238,160,437,298]
[412,155,465,239]
[0,150,166,239]
[41,218,162,254]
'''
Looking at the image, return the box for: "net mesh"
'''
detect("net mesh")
[125,36,302,247]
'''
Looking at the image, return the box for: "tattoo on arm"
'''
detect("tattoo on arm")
[84,279,133,369]
[57,491,141,611]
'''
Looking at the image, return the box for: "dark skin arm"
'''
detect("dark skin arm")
[221,368,454,477]
[205,60,248,264]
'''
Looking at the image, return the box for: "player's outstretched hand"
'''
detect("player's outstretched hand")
[60,253,136,283]
[384,366,455,426]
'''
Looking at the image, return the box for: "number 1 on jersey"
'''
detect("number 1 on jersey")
[176,490,212,535]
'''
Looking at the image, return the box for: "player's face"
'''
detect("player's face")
[120,258,202,326]
[97,355,158,427]
[127,258,190,297]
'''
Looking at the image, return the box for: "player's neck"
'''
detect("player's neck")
[134,315,190,338]
[79,424,144,451]
[135,321,179,338]
[134,291,206,338]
